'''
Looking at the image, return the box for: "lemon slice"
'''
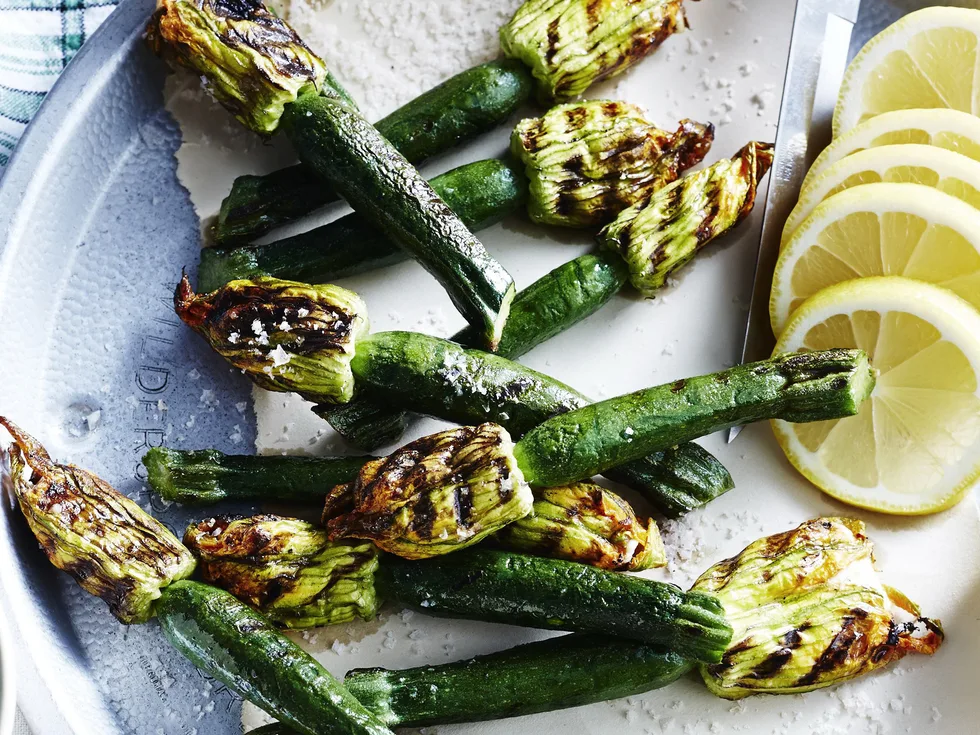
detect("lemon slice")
[834,6,980,135]
[782,144,980,249]
[772,277,980,514]
[804,108,980,193]
[771,182,980,335]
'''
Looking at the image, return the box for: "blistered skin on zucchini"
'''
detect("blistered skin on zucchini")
[323,424,533,560]
[601,141,775,297]
[514,349,877,487]
[693,519,944,699]
[185,515,380,628]
[501,0,688,102]
[497,482,666,570]
[147,0,341,135]
[0,418,196,624]
[175,275,369,405]
[512,100,714,227]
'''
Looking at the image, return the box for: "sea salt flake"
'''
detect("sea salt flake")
[269,345,292,367]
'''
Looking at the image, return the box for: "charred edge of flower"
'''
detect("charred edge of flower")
[668,119,716,175]
[637,139,774,275]
[174,274,208,329]
[733,141,775,225]
[185,514,266,556]
[0,416,54,477]
[537,107,711,226]
[692,142,768,249]
[174,276,357,357]
[186,514,378,611]
[550,0,688,98]
[149,0,325,90]
[2,417,195,622]
[324,426,513,544]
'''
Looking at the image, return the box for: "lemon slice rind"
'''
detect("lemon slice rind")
[771,182,980,335]
[783,144,980,249]
[805,108,980,192]
[834,6,980,135]
[772,277,980,515]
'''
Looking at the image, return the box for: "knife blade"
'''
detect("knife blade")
[728,0,859,443]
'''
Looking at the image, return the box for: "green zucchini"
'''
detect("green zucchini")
[603,443,735,518]
[349,330,587,436]
[317,252,625,446]
[212,59,534,244]
[344,635,694,728]
[245,636,690,733]
[282,92,515,350]
[515,349,877,487]
[142,447,372,505]
[198,158,526,293]
[341,254,628,437]
[376,548,732,663]
[456,250,629,357]
[341,329,733,514]
[156,580,393,735]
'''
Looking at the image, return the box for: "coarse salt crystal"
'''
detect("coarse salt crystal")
[269,345,291,367]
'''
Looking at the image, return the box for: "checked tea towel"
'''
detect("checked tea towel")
[0,0,118,170]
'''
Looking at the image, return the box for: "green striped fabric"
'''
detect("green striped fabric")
[0,0,118,170]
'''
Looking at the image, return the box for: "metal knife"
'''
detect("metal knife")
[728,0,860,442]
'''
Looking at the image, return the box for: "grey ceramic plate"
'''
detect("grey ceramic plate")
[0,0,253,731]
[0,605,13,735]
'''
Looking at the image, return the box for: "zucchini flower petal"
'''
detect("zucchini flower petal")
[184,515,380,629]
[175,275,369,405]
[324,424,533,560]
[600,140,774,297]
[496,482,666,570]
[500,0,687,102]
[147,0,333,135]
[692,518,943,699]
[511,100,714,228]
[0,418,196,624]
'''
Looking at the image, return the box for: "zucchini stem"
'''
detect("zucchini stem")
[142,447,372,505]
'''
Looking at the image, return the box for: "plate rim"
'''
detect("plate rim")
[0,0,156,732]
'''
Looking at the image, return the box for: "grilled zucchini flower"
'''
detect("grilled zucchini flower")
[692,518,943,699]
[496,482,666,571]
[175,275,369,405]
[184,515,380,629]
[500,0,687,102]
[511,100,714,228]
[0,418,196,624]
[600,141,774,297]
[146,0,341,135]
[324,424,533,560]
